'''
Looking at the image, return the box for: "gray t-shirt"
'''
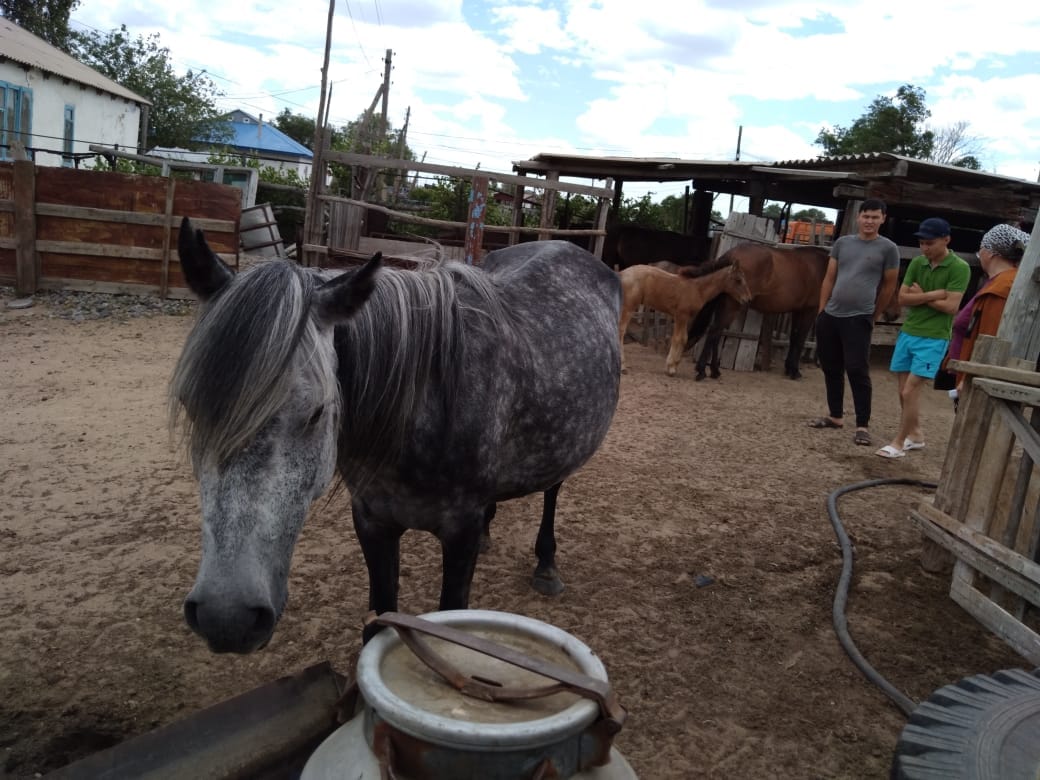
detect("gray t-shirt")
[825,235,901,317]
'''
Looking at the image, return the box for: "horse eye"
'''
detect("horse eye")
[307,405,325,428]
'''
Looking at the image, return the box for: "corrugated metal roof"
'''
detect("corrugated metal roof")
[0,18,149,105]
[221,112,312,158]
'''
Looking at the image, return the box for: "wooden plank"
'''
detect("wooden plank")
[950,576,1040,667]
[937,338,1011,516]
[996,219,1040,362]
[915,503,1040,601]
[465,175,488,265]
[538,171,558,242]
[159,178,175,299]
[34,277,195,299]
[733,309,764,371]
[323,151,615,199]
[948,360,1040,388]
[13,159,37,296]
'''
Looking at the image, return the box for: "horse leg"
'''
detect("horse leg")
[532,483,565,596]
[618,305,634,374]
[479,502,496,554]
[437,510,485,612]
[665,317,688,376]
[353,499,403,643]
[785,309,814,379]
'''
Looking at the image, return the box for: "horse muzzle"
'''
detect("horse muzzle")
[183,591,278,654]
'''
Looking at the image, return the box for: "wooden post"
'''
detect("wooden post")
[591,178,613,259]
[996,219,1040,362]
[13,159,37,297]
[538,172,559,241]
[159,177,176,299]
[509,181,526,247]
[301,0,336,267]
[464,176,488,265]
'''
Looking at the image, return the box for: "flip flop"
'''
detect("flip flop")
[854,430,872,446]
[808,417,843,429]
[903,438,926,451]
[875,445,905,459]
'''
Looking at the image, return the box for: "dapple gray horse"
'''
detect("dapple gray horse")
[171,219,621,651]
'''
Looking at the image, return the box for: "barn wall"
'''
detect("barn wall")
[0,163,240,297]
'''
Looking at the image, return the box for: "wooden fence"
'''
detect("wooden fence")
[912,335,1040,664]
[0,162,241,299]
[302,152,616,267]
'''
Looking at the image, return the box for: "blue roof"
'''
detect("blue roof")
[207,110,313,159]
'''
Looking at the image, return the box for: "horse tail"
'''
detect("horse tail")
[685,293,723,349]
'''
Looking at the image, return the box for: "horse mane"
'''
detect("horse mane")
[170,258,512,480]
[170,260,333,468]
[677,257,732,278]
[335,260,510,486]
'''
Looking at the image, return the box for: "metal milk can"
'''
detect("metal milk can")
[302,609,637,779]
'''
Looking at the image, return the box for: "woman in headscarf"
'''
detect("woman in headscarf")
[945,223,1030,394]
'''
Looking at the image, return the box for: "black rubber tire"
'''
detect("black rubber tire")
[892,668,1040,779]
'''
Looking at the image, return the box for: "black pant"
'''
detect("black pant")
[815,312,874,428]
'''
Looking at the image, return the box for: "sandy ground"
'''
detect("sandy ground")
[0,295,1028,779]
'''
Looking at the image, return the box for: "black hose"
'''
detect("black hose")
[827,477,938,718]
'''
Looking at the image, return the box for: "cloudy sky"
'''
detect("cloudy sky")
[70,0,1040,203]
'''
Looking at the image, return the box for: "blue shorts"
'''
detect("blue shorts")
[890,332,948,379]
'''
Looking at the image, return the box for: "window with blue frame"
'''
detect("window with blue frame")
[0,82,33,161]
[62,105,75,166]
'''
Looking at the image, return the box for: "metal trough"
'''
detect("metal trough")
[44,662,347,780]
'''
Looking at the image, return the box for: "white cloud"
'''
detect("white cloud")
[69,0,1040,185]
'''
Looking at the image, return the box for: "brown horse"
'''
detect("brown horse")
[619,261,752,376]
[689,243,829,380]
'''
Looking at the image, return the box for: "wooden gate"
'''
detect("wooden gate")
[912,335,1040,664]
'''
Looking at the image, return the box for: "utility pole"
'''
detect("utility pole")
[358,49,393,203]
[390,106,410,207]
[728,125,743,216]
[301,0,335,267]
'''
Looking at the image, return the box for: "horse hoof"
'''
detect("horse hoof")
[532,571,565,597]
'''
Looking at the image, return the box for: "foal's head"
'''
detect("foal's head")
[723,264,753,304]
[171,219,380,653]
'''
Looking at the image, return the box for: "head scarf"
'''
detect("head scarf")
[980,224,1030,259]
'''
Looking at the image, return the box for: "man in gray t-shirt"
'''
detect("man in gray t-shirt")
[808,199,900,446]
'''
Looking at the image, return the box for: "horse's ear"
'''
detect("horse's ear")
[179,216,235,301]
[314,252,382,325]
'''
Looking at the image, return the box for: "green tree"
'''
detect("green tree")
[762,203,783,219]
[0,0,78,51]
[816,84,934,158]
[70,25,228,150]
[792,207,831,222]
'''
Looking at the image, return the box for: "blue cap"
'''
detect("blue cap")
[914,217,951,239]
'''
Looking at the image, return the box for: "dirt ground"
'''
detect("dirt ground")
[0,294,1028,779]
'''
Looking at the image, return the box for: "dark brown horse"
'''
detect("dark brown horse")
[688,243,829,380]
[602,224,710,270]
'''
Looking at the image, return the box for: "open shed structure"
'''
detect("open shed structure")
[512,151,1040,255]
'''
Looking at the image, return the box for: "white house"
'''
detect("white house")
[0,18,149,167]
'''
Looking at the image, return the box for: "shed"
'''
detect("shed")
[512,152,1040,253]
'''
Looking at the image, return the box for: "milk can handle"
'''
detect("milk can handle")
[366,611,627,733]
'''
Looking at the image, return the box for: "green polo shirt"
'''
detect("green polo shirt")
[900,250,971,340]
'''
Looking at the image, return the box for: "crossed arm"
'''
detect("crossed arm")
[898,282,964,314]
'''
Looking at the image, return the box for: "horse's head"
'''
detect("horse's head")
[173,218,380,653]
[725,264,753,304]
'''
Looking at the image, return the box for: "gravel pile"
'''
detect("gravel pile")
[2,286,196,322]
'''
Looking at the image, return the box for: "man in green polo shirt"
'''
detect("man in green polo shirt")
[876,217,971,458]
